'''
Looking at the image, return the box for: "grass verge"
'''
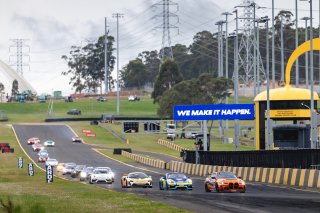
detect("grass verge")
[0,124,189,213]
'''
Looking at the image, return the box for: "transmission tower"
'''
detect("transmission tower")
[9,39,30,76]
[236,0,265,86]
[153,0,179,62]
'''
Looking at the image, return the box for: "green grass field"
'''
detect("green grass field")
[0,124,188,213]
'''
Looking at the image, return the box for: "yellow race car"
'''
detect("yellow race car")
[121,172,152,188]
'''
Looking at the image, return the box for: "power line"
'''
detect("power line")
[9,39,30,76]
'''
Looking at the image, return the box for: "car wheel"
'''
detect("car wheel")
[240,187,246,193]
[205,183,211,192]
[89,179,93,184]
[159,181,164,190]
[215,183,220,193]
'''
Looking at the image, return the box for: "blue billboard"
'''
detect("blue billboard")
[174,104,255,121]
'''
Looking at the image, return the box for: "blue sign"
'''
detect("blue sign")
[18,157,23,168]
[46,165,53,183]
[174,104,255,121]
[28,163,34,176]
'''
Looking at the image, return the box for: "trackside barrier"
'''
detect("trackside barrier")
[158,139,188,152]
[121,151,166,170]
[169,161,320,189]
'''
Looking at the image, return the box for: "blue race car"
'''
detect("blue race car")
[159,172,192,190]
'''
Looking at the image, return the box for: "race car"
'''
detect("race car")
[43,140,55,147]
[71,165,86,178]
[72,136,83,143]
[32,143,44,152]
[121,172,152,188]
[38,152,49,162]
[45,158,58,167]
[27,137,40,145]
[62,163,76,175]
[79,167,95,181]
[89,167,114,184]
[205,171,246,193]
[159,172,192,190]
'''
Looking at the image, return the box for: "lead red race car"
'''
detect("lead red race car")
[27,137,40,145]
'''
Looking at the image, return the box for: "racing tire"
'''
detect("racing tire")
[89,179,93,184]
[240,187,246,193]
[80,178,84,182]
[159,182,164,190]
[215,183,220,193]
[165,183,169,190]
[205,183,211,192]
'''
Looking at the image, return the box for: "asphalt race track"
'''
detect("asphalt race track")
[13,124,320,213]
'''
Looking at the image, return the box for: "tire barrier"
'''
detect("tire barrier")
[169,161,320,189]
[121,151,166,169]
[158,139,188,152]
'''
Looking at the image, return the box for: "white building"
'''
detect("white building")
[0,60,35,102]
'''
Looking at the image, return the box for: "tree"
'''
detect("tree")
[62,35,115,93]
[120,59,148,89]
[152,58,183,103]
[158,74,232,118]
[11,80,19,99]
[138,50,160,84]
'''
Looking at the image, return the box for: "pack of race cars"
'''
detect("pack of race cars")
[26,136,246,193]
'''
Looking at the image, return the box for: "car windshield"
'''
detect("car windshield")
[39,150,48,154]
[76,165,86,170]
[94,169,108,174]
[39,153,48,157]
[86,167,94,173]
[168,173,187,179]
[66,165,75,169]
[48,159,56,162]
[217,172,237,179]
[128,172,148,179]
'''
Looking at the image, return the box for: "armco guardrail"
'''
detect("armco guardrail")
[169,161,320,188]
[121,151,166,169]
[158,139,188,152]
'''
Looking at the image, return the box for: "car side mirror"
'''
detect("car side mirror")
[238,176,242,179]
[212,177,216,179]
[149,176,152,178]
[162,176,166,179]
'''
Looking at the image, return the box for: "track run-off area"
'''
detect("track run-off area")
[13,124,320,213]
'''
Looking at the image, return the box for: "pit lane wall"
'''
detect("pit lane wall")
[158,139,188,152]
[169,161,320,189]
[121,151,166,169]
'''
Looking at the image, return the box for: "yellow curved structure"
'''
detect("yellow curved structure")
[285,38,320,86]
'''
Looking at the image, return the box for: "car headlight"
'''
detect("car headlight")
[240,180,245,185]
[110,172,115,178]
[218,182,225,185]
[187,179,192,184]
[167,179,176,185]
[80,172,87,178]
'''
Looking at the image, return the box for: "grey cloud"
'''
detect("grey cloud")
[11,13,75,48]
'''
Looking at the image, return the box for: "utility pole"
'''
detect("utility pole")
[259,16,271,149]
[222,12,232,131]
[233,9,240,150]
[309,0,316,149]
[295,0,299,87]
[153,0,179,62]
[280,15,285,82]
[301,16,310,88]
[104,17,109,94]
[113,13,124,115]
[271,0,275,88]
[256,18,260,93]
[9,39,30,76]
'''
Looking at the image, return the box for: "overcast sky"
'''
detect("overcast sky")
[0,0,319,95]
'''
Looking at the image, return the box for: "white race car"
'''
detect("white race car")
[89,167,114,184]
[45,158,59,167]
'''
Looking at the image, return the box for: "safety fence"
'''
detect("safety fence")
[169,161,320,188]
[158,139,188,152]
[182,149,320,169]
[121,151,166,169]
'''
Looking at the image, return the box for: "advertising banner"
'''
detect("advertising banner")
[46,165,53,183]
[174,104,255,121]
[18,157,23,168]
[28,163,34,176]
